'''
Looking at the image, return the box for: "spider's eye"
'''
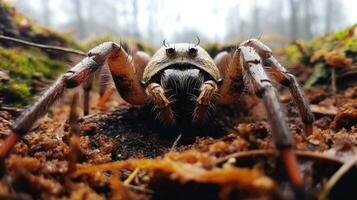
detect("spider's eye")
[188,47,198,57]
[166,47,176,57]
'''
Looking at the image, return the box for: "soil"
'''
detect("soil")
[0,81,356,199]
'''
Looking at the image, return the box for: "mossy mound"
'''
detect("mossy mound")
[0,46,64,107]
[0,1,156,107]
[0,2,81,107]
[285,24,357,88]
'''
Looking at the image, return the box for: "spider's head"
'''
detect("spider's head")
[142,43,221,84]
[143,43,221,128]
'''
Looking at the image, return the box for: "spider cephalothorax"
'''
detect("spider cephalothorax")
[0,38,314,198]
[143,43,220,126]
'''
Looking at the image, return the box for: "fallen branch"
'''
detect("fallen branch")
[319,154,357,200]
[0,35,86,56]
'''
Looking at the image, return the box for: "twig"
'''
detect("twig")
[318,154,357,200]
[214,149,341,166]
[0,106,23,116]
[331,68,336,94]
[214,149,276,165]
[170,134,182,152]
[0,35,86,56]
[331,67,337,105]
[123,168,139,185]
[292,40,308,59]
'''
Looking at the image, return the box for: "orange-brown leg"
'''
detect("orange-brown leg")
[0,42,148,162]
[239,45,306,199]
[214,50,245,105]
[242,39,314,136]
[0,57,99,160]
[82,75,94,115]
[97,51,151,107]
[97,85,116,108]
[213,51,231,78]
[104,43,148,105]
[133,51,151,82]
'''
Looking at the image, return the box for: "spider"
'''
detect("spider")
[0,38,314,198]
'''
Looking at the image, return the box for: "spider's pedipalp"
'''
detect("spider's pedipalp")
[193,80,218,125]
[146,83,175,125]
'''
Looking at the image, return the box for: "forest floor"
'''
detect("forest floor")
[0,4,357,200]
[0,65,356,200]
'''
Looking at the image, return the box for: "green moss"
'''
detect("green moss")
[303,63,328,89]
[285,45,302,64]
[0,47,65,106]
[285,24,357,87]
[0,47,63,79]
[0,1,82,107]
[309,24,357,53]
[1,79,31,106]
[0,1,11,9]
[341,37,357,52]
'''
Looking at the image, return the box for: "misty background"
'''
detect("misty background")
[6,0,357,45]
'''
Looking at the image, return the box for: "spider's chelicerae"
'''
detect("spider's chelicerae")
[0,38,314,198]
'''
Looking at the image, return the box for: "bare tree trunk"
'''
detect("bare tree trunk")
[41,0,51,26]
[302,0,313,39]
[251,0,261,36]
[73,0,85,39]
[325,0,333,33]
[289,0,299,38]
[132,0,140,38]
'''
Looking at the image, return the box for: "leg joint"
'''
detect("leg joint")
[241,39,272,59]
[255,80,273,97]
[282,72,297,87]
[87,41,121,64]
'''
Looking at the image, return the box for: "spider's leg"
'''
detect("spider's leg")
[214,51,231,78]
[97,51,151,107]
[214,51,245,105]
[98,63,111,98]
[0,42,148,160]
[145,83,175,125]
[97,85,116,108]
[0,56,100,160]
[192,80,218,124]
[82,74,94,115]
[101,43,148,105]
[240,46,306,199]
[242,39,314,135]
[133,51,151,82]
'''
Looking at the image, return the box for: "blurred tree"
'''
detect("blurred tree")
[72,0,85,39]
[173,29,208,43]
[289,0,299,38]
[132,0,140,38]
[301,0,314,39]
[324,0,344,33]
[11,0,350,42]
[41,0,51,26]
[225,3,240,39]
[250,0,262,36]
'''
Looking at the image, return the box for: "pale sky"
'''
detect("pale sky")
[8,0,357,42]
